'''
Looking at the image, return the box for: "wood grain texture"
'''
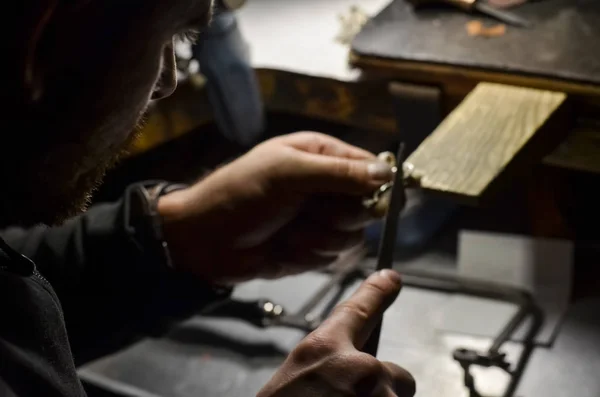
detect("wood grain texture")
[405,82,569,203]
[257,68,397,135]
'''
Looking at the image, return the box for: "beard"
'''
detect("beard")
[0,118,144,228]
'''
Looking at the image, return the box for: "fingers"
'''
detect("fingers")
[382,362,417,397]
[285,150,394,195]
[266,133,394,196]
[319,270,402,349]
[271,198,370,267]
[278,132,375,160]
[281,225,365,256]
[302,196,376,231]
[267,250,338,278]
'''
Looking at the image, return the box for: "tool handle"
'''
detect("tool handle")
[407,0,476,11]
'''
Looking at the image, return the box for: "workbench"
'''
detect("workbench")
[134,0,600,176]
[132,0,600,234]
[132,0,399,155]
[85,1,600,396]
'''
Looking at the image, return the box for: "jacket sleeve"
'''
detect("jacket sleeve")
[0,187,231,366]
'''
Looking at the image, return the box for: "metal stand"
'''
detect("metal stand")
[399,269,544,397]
[203,246,368,333]
[204,264,544,397]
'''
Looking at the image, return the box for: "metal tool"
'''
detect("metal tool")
[202,245,369,333]
[394,269,544,397]
[362,145,408,357]
[363,151,401,217]
[407,0,532,28]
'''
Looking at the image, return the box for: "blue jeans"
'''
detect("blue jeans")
[192,11,265,146]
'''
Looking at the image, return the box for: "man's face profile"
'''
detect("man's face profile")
[1,0,212,227]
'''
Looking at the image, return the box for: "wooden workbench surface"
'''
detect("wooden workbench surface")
[133,0,600,179]
[405,83,569,203]
[352,0,600,93]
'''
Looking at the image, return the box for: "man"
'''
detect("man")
[1,1,416,396]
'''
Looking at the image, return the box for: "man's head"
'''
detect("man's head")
[2,0,212,226]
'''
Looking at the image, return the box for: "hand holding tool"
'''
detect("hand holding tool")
[407,0,532,28]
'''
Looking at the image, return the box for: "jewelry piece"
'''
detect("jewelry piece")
[363,152,397,216]
[377,151,397,171]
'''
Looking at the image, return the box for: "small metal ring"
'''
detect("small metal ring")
[363,152,397,211]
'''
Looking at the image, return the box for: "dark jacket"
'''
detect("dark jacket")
[0,186,229,396]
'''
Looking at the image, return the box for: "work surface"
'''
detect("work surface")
[80,260,599,397]
[80,276,511,397]
[353,0,600,86]
[237,0,391,80]
[80,276,600,397]
[237,0,600,87]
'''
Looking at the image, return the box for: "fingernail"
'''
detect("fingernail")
[380,269,401,285]
[368,162,393,182]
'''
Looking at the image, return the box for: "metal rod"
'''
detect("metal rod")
[393,267,544,396]
[399,269,534,306]
[475,1,532,28]
[295,246,367,317]
[363,145,406,357]
[502,305,543,397]
[309,271,359,324]
[489,305,530,354]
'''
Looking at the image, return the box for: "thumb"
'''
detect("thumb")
[318,270,402,349]
[285,151,394,195]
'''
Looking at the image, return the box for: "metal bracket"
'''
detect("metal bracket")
[204,263,543,397]
[398,269,544,397]
[203,245,368,333]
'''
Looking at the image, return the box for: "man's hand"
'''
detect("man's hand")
[258,270,416,397]
[158,132,394,284]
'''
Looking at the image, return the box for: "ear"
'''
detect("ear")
[18,0,59,103]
